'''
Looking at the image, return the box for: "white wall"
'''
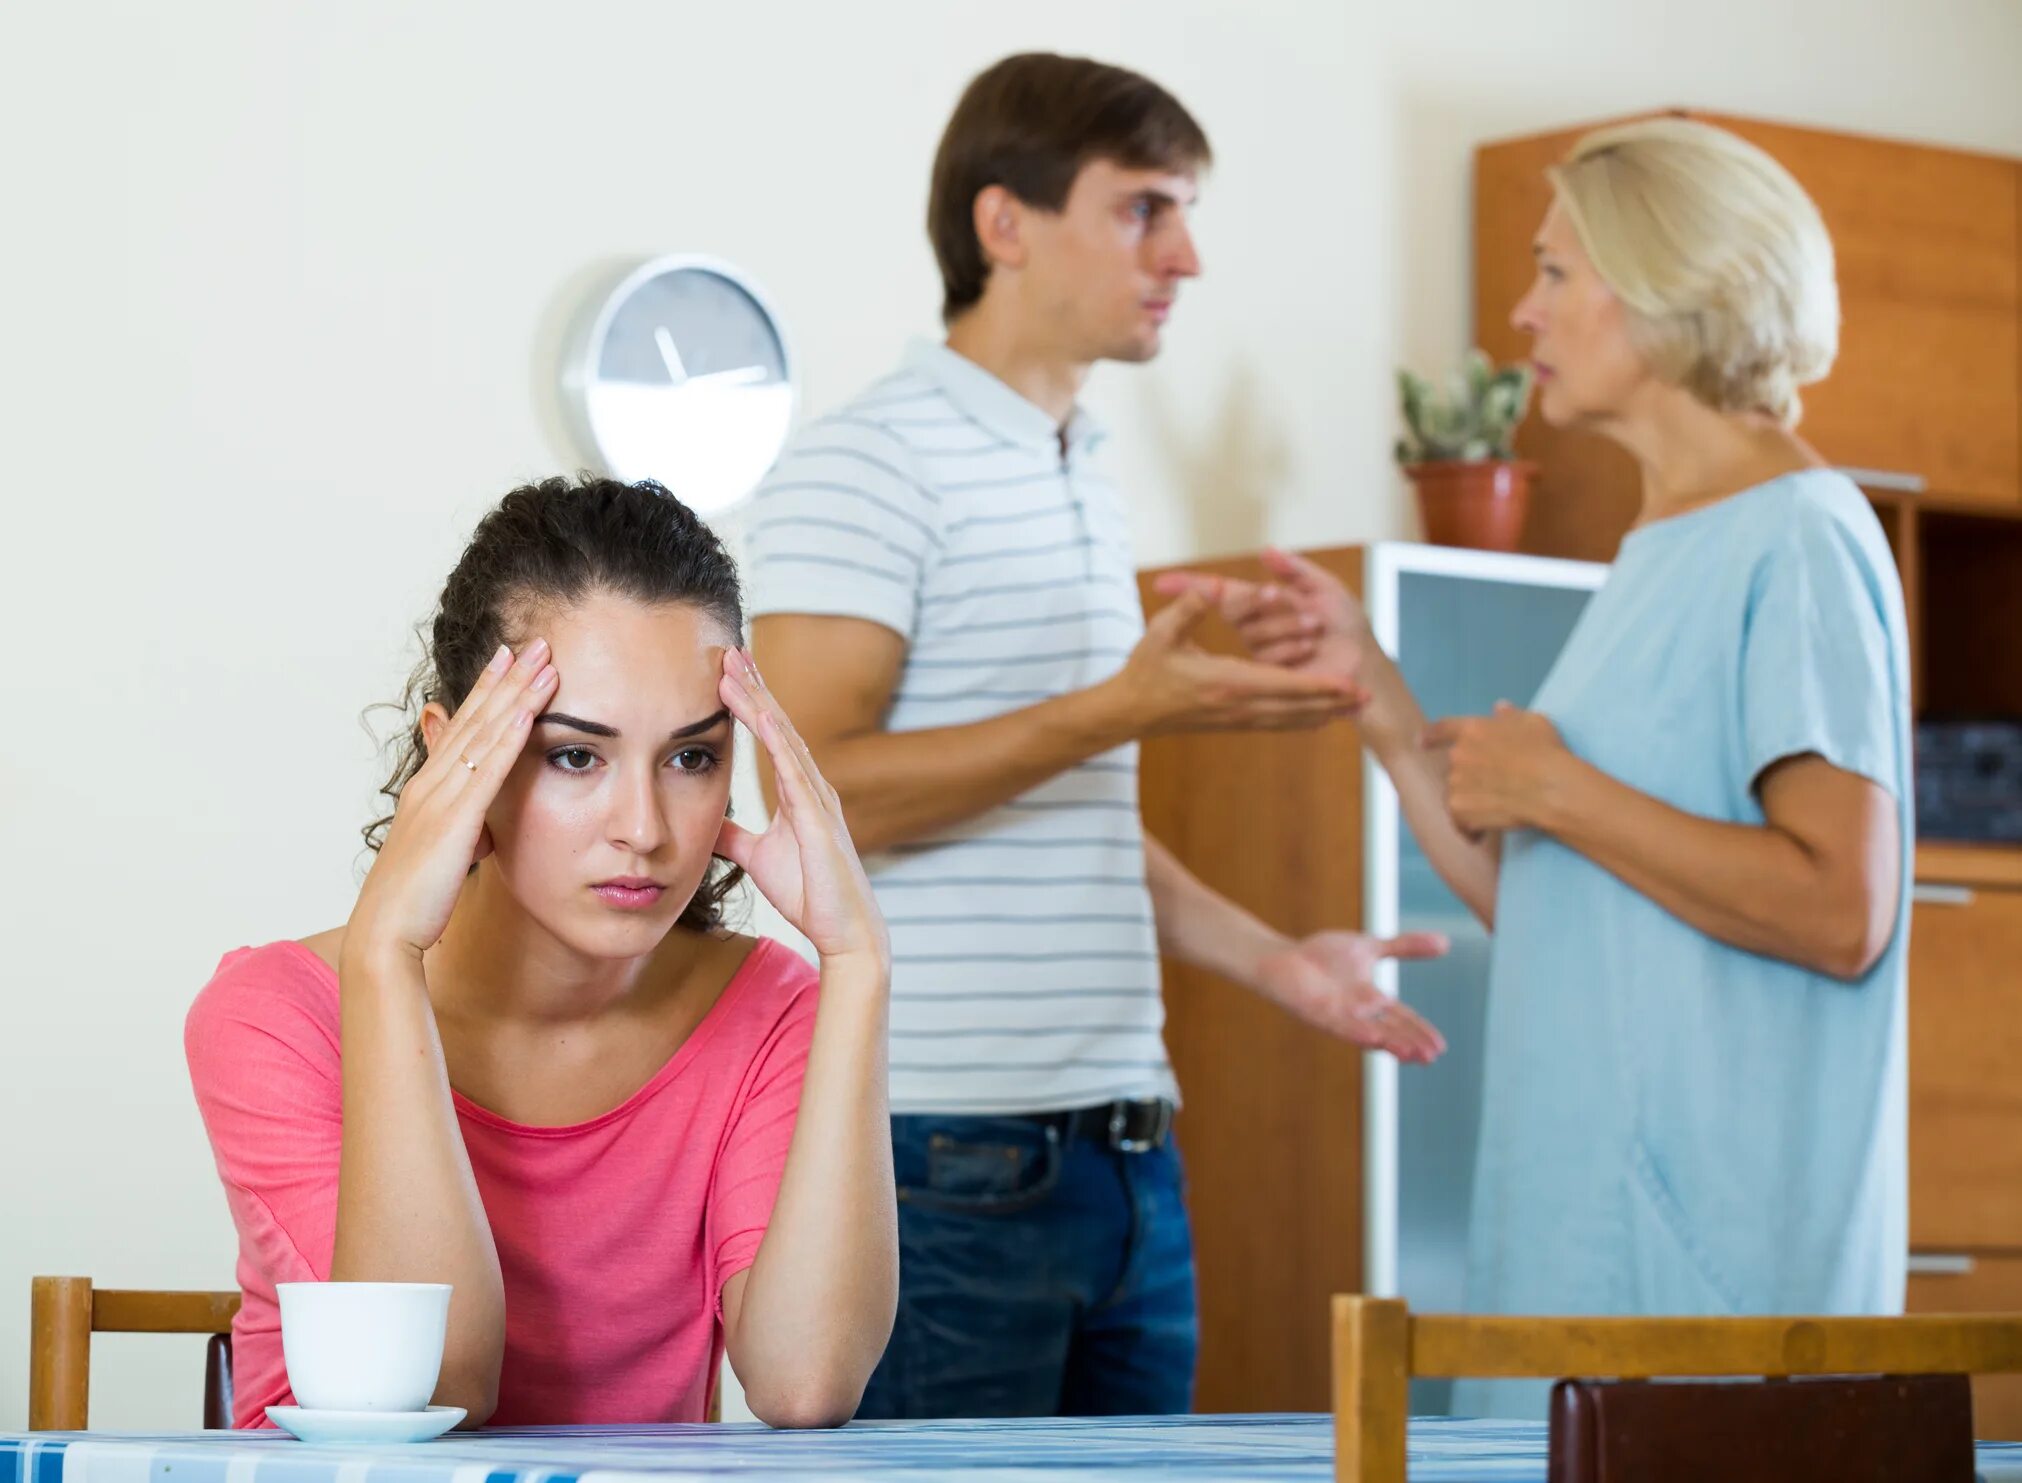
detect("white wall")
[4,0,2018,1430]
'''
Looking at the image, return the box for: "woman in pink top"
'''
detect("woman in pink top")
[186,475,897,1429]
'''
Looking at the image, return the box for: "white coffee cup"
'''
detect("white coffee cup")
[276,1281,451,1413]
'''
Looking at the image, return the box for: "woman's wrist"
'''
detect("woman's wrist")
[1528,747,1598,838]
[817,944,891,993]
[338,929,428,989]
[1357,666,1425,761]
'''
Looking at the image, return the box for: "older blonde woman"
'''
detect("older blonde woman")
[1165,118,1911,1412]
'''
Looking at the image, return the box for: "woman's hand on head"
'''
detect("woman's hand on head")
[717,647,890,973]
[348,640,558,962]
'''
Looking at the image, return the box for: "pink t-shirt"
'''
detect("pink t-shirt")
[184,937,816,1427]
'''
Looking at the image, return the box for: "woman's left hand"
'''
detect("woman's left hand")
[717,647,890,970]
[1422,702,1575,835]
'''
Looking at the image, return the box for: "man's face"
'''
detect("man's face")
[1018,158,1202,364]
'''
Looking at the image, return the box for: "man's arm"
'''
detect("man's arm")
[749,593,1359,854]
[1141,835,1448,1061]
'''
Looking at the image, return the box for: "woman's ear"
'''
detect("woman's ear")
[419,701,453,756]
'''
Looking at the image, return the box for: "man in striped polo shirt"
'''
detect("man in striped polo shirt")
[742,52,1447,1419]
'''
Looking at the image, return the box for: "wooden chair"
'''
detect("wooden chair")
[1332,1295,2022,1482]
[33,1273,726,1429]
[30,1277,239,1431]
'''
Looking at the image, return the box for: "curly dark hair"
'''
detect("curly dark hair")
[364,474,746,932]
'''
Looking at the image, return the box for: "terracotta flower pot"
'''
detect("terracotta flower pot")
[1405,459,1538,552]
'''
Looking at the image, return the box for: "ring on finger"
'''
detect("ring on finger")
[459,755,478,773]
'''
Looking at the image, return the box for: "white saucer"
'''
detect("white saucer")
[266,1405,466,1444]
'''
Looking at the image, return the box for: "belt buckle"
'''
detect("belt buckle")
[1107,1098,1170,1153]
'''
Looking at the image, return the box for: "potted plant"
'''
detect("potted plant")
[1396,350,1537,552]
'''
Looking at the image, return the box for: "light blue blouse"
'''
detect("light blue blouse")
[1453,470,1912,1417]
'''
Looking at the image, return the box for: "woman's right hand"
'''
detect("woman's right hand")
[348,640,558,961]
[1154,546,1375,687]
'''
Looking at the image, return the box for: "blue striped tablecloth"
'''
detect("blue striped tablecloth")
[6,1417,2022,1483]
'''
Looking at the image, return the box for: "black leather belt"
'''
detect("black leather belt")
[1028,1097,1174,1153]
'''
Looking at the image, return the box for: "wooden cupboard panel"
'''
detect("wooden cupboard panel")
[1919,844,2022,891]
[1137,546,1368,1414]
[1700,113,2020,509]
[1908,887,2022,1249]
[1905,1250,2022,1440]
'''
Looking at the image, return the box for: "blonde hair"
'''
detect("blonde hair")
[1547,117,1838,425]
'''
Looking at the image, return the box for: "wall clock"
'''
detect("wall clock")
[560,255,795,514]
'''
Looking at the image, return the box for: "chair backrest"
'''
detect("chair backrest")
[33,1274,729,1429]
[31,1276,240,1431]
[1331,1295,2022,1483]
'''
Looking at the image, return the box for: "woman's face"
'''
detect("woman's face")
[1509,200,1653,429]
[476,591,737,960]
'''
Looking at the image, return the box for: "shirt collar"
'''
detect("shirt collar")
[904,339,1108,457]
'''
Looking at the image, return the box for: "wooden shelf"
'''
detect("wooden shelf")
[1868,489,2022,524]
[1917,842,2022,889]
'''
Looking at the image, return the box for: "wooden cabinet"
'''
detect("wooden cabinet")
[1907,1250,2022,1439]
[1473,111,2022,562]
[1906,856,2022,1439]
[1137,547,1372,1415]
[1908,884,2022,1250]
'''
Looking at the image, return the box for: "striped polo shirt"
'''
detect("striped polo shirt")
[740,340,1175,1116]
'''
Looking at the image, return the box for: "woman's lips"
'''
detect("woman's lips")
[592,879,665,910]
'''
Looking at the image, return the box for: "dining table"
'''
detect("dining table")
[6,1415,2022,1483]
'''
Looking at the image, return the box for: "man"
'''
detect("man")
[741,51,1447,1419]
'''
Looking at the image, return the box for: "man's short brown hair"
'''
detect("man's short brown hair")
[928,52,1211,323]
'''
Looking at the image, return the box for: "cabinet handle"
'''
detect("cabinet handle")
[1837,466,1929,494]
[1912,883,1977,907]
[1907,1252,1977,1276]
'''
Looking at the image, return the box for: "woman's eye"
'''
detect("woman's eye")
[548,747,598,774]
[671,748,718,775]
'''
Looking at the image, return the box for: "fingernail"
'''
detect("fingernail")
[534,666,557,690]
[486,644,510,675]
[741,650,765,685]
[527,637,550,661]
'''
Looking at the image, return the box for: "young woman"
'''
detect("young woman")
[187,475,897,1428]
[1164,118,1912,1415]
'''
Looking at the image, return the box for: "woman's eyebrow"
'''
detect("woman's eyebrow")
[670,708,733,740]
[533,708,731,740]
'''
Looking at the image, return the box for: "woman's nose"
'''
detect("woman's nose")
[608,769,669,854]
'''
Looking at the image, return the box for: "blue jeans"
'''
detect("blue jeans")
[855,1112,1198,1419]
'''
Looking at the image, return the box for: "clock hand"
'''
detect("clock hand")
[653,326,689,385]
[685,365,769,388]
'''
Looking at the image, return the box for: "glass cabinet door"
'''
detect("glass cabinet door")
[1360,543,1603,1416]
